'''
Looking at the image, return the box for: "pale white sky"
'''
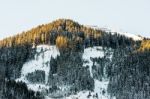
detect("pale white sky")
[0,0,150,40]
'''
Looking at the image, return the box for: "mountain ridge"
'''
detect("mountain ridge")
[0,19,144,47]
[87,25,143,41]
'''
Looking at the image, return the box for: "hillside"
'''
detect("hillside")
[0,19,139,49]
[0,19,149,99]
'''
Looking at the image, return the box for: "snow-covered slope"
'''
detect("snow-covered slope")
[104,27,143,41]
[17,45,114,99]
[111,31,142,41]
[16,45,60,91]
[66,46,114,99]
[89,25,143,41]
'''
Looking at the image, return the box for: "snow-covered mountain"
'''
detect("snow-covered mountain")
[1,19,149,99]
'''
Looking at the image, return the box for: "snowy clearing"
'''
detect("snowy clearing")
[16,45,60,91]
[82,46,104,77]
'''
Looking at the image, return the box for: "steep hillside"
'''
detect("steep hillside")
[108,49,150,99]
[0,19,149,99]
[17,45,113,99]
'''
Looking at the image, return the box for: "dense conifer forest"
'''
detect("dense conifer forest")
[0,19,149,99]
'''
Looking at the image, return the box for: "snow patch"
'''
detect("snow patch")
[82,46,104,77]
[28,84,50,92]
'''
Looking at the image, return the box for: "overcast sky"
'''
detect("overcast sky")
[0,0,150,40]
